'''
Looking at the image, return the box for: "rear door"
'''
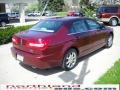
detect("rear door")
[68,19,91,56]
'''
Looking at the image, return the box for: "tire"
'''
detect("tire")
[62,49,77,71]
[109,18,118,26]
[105,34,113,48]
[1,22,6,27]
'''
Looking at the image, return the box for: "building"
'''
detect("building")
[0,0,38,23]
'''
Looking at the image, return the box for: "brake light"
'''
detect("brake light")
[26,39,49,50]
[101,13,108,18]
[12,37,19,45]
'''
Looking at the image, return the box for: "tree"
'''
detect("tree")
[48,0,64,12]
[26,3,38,12]
[79,0,96,18]
[79,0,90,6]
[38,0,64,12]
[11,4,19,12]
[37,0,47,11]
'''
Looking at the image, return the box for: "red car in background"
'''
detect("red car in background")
[97,5,120,26]
[67,10,84,17]
[11,17,113,71]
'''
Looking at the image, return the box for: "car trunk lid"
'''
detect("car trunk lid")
[12,30,53,54]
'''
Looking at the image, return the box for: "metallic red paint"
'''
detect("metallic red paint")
[11,17,113,69]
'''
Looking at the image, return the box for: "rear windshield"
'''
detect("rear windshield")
[30,20,63,32]
[97,6,118,13]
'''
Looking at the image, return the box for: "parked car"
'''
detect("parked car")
[0,13,9,27]
[42,10,56,16]
[8,12,19,19]
[67,10,84,17]
[33,12,41,16]
[11,17,113,71]
[97,5,120,26]
[45,11,56,16]
[27,13,34,16]
[27,12,41,16]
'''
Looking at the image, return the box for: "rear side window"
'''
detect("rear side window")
[98,6,118,13]
[70,20,87,34]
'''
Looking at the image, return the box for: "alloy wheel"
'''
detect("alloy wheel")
[62,49,77,71]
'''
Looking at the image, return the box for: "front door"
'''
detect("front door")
[69,19,91,56]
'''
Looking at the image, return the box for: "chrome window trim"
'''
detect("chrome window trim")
[68,29,100,35]
[68,31,87,35]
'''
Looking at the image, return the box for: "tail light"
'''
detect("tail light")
[101,13,108,18]
[12,37,19,45]
[26,38,50,50]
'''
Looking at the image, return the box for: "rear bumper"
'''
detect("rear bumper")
[11,47,60,69]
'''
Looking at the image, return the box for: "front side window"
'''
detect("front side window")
[85,19,100,30]
[30,20,63,32]
[69,20,87,34]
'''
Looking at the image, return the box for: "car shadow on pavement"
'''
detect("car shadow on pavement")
[71,58,90,84]
[19,62,63,76]
[20,47,105,78]
[58,47,105,84]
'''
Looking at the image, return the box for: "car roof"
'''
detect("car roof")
[44,16,85,22]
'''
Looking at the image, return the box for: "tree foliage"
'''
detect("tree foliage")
[79,0,96,18]
[26,3,39,12]
[48,0,64,12]
[38,0,64,12]
[79,0,90,6]
[37,0,47,11]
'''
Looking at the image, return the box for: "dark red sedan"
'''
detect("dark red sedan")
[11,17,113,71]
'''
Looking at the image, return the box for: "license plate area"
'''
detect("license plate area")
[17,54,24,62]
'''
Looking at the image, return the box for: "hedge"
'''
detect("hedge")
[0,25,33,45]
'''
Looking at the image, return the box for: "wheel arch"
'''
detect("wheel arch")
[63,46,79,57]
[109,16,119,22]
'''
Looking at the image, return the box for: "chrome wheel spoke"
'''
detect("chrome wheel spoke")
[67,62,72,68]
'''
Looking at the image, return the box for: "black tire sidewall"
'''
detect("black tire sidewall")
[105,35,113,48]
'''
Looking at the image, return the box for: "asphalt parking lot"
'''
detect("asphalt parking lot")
[0,26,120,84]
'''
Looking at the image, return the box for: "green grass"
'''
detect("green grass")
[56,12,67,16]
[95,59,120,84]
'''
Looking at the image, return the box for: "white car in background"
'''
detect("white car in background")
[27,12,41,16]
[45,11,56,16]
